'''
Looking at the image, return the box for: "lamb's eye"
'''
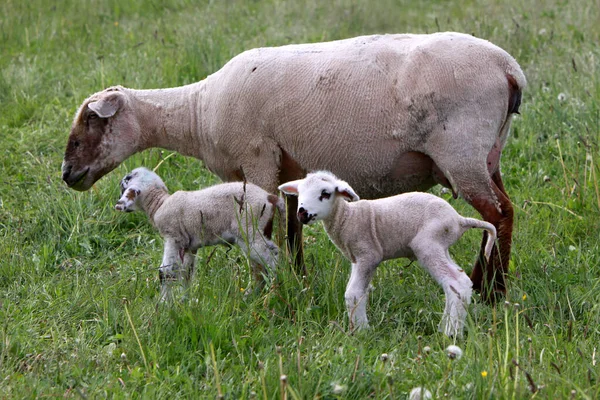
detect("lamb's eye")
[72,140,80,148]
[319,190,331,201]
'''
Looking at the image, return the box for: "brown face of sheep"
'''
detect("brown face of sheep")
[62,89,138,191]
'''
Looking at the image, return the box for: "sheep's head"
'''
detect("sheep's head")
[115,167,166,212]
[62,86,140,191]
[278,171,359,225]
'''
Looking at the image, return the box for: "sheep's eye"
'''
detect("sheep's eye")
[88,112,98,120]
[319,190,331,201]
[72,140,80,148]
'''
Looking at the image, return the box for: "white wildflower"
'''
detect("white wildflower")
[557,92,567,102]
[332,383,346,395]
[446,344,463,360]
[568,245,577,252]
[409,387,432,400]
[538,28,547,35]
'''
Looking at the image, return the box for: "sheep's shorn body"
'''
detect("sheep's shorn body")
[115,167,282,300]
[62,32,525,300]
[279,171,496,336]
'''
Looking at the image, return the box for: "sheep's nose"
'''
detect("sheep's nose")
[297,207,310,224]
[62,164,73,182]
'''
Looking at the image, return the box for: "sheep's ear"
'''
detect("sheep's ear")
[88,92,123,118]
[278,180,301,196]
[336,184,360,202]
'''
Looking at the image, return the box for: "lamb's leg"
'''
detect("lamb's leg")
[345,260,378,331]
[413,244,473,337]
[181,250,197,293]
[158,238,186,302]
[430,155,511,303]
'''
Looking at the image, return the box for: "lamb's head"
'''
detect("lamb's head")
[62,86,141,191]
[115,167,167,212]
[279,171,359,225]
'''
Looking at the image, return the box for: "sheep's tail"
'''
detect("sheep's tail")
[461,218,497,261]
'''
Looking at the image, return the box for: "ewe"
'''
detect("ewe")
[115,167,282,300]
[62,32,525,300]
[279,171,496,336]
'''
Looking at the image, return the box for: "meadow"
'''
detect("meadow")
[1,0,599,398]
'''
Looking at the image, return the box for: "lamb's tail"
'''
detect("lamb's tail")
[461,218,497,261]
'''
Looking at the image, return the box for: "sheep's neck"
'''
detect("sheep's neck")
[141,187,169,223]
[127,83,208,160]
[322,198,351,247]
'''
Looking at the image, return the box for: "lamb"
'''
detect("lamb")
[61,32,525,301]
[114,167,283,300]
[279,171,497,336]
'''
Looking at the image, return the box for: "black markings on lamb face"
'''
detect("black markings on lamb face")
[318,190,331,201]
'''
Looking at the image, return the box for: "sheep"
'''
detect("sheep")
[61,32,525,301]
[114,167,283,300]
[279,171,497,336]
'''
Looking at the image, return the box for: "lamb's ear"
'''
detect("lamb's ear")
[278,180,301,196]
[88,91,124,118]
[336,183,360,202]
[115,188,140,212]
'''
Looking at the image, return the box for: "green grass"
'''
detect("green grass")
[1,0,599,398]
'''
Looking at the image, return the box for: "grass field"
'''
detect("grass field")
[1,0,599,398]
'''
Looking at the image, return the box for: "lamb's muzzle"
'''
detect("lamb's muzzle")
[116,167,282,301]
[279,171,497,336]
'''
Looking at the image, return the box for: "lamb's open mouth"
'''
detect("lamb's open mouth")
[299,213,317,224]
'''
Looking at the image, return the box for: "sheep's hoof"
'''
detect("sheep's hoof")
[476,287,506,305]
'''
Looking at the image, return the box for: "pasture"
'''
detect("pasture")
[1,0,599,398]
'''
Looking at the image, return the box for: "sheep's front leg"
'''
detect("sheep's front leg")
[159,238,186,302]
[345,261,378,331]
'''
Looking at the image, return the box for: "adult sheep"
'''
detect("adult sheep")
[62,32,525,301]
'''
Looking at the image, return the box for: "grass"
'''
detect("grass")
[1,0,599,398]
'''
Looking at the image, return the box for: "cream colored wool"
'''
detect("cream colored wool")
[279,171,497,336]
[115,167,282,300]
[62,32,526,296]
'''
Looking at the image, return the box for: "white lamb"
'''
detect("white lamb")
[279,171,497,336]
[115,167,283,300]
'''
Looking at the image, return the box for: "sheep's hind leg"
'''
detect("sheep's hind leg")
[464,169,512,302]
[429,143,512,303]
[413,244,472,337]
[180,250,197,298]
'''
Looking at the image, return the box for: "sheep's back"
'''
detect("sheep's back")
[153,183,276,244]
[203,32,525,199]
